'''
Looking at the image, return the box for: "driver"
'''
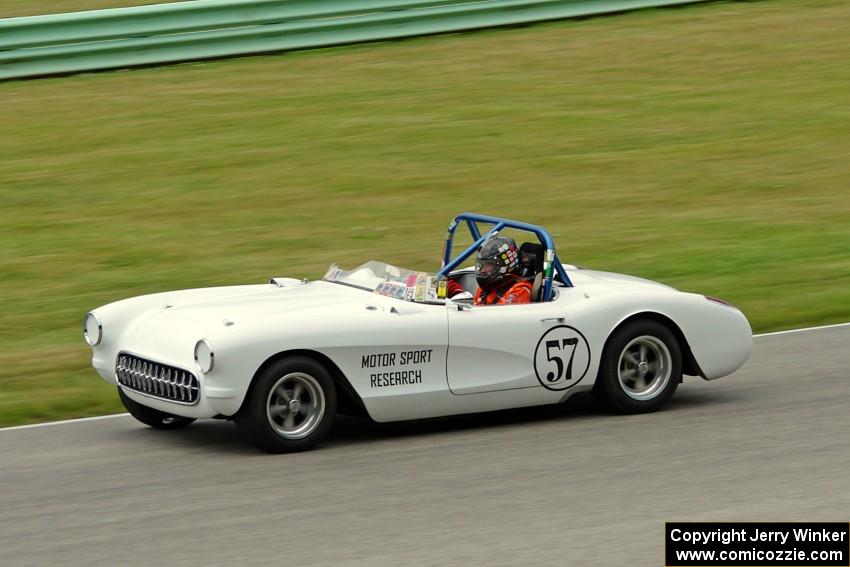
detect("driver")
[473,236,532,305]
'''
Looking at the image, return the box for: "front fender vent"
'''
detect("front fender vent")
[116,353,199,405]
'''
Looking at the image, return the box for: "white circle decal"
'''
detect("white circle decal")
[533,325,591,391]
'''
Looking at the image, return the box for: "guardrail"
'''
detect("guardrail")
[0,0,715,81]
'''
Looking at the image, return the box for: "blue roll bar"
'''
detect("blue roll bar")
[438,212,573,301]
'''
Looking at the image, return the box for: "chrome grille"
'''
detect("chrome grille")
[116,353,199,405]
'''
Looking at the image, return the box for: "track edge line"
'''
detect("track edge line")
[0,412,129,432]
[753,321,850,338]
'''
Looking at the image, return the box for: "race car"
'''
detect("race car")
[84,212,752,453]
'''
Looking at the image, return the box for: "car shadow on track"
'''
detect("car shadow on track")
[120,384,744,455]
[324,386,743,448]
[327,392,604,446]
[110,419,258,455]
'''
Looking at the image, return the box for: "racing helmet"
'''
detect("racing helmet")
[475,236,521,290]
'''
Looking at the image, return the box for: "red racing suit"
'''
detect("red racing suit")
[446,278,466,298]
[473,277,532,305]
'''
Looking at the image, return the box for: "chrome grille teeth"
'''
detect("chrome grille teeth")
[115,354,199,404]
[178,371,186,401]
[164,368,172,398]
[160,368,169,398]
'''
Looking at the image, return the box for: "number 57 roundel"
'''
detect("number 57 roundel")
[533,325,591,391]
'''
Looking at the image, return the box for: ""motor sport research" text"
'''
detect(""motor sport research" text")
[363,350,434,388]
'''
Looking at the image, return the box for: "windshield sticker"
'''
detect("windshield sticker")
[437,279,447,299]
[414,274,425,303]
[363,349,434,388]
[404,274,417,301]
[375,281,406,299]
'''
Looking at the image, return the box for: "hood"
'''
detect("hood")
[106,280,378,363]
[143,280,371,330]
[90,279,403,416]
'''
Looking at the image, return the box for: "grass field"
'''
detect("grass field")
[1,0,848,426]
[1,0,180,17]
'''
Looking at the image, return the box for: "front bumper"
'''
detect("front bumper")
[93,349,244,419]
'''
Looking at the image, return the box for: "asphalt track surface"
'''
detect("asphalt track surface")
[2,325,849,566]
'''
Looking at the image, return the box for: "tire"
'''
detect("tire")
[236,356,337,453]
[594,319,681,414]
[118,388,196,429]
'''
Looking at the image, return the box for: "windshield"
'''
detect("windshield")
[322,261,447,304]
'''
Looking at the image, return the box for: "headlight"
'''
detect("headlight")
[194,339,214,374]
[84,312,102,347]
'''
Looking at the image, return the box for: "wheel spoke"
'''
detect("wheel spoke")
[270,404,287,416]
[283,413,296,429]
[275,386,291,402]
[624,351,640,366]
[639,344,648,363]
[293,382,304,400]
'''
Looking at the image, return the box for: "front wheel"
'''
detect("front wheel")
[119,388,196,429]
[236,357,337,453]
[594,320,681,413]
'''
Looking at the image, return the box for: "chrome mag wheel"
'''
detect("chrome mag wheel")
[617,335,672,401]
[265,372,326,440]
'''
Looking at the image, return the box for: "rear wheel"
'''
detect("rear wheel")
[119,388,196,429]
[595,320,681,413]
[236,357,337,453]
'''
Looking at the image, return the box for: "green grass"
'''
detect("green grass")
[1,0,181,17]
[2,0,849,426]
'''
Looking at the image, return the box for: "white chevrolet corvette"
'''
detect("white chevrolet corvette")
[84,213,752,452]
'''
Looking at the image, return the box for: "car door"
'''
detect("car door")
[446,291,591,395]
